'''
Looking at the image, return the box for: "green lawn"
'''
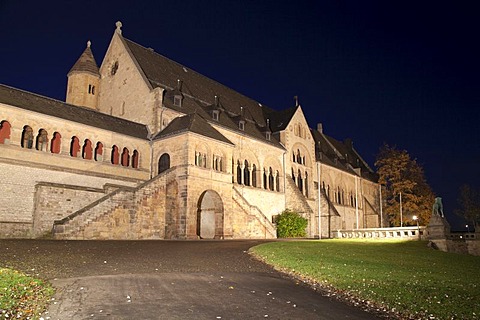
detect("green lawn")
[251,240,480,320]
[0,268,54,320]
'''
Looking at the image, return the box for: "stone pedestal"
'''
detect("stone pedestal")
[426,215,450,240]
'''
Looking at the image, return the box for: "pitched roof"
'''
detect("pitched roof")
[153,113,233,145]
[0,84,149,139]
[68,41,100,76]
[122,37,287,149]
[122,38,271,125]
[265,105,298,132]
[311,128,377,181]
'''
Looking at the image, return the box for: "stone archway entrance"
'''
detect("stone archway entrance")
[197,190,224,239]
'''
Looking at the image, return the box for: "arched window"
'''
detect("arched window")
[269,167,274,191]
[111,145,119,165]
[292,152,296,162]
[50,132,61,154]
[95,142,103,161]
[121,147,130,167]
[0,121,11,144]
[132,150,139,168]
[212,155,223,172]
[297,170,303,192]
[236,160,242,184]
[305,172,309,197]
[195,151,207,168]
[70,136,80,157]
[158,153,170,174]
[244,160,250,186]
[252,164,257,187]
[327,185,331,199]
[21,126,34,149]
[291,167,295,184]
[36,129,48,151]
[263,169,267,189]
[296,149,301,164]
[275,170,280,192]
[82,139,93,160]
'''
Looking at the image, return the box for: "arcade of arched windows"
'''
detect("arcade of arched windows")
[292,149,307,165]
[194,151,207,168]
[291,167,310,198]
[321,181,361,208]
[0,119,140,169]
[293,123,307,139]
[194,147,226,173]
[234,158,281,192]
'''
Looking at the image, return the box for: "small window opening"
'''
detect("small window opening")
[174,95,182,107]
[239,121,245,131]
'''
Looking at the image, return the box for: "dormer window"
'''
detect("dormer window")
[174,95,182,107]
[239,120,245,131]
[212,110,219,121]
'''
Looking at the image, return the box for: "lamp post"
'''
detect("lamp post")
[466,224,470,233]
[399,192,403,227]
[413,215,420,240]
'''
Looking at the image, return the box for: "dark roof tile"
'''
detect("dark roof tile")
[0,84,149,139]
[153,113,233,145]
[68,42,100,76]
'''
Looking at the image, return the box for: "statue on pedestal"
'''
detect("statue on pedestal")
[427,197,450,241]
[432,197,444,217]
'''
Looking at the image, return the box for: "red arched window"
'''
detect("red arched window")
[111,145,119,165]
[50,132,61,154]
[121,147,130,167]
[95,142,103,161]
[70,136,80,157]
[0,121,11,144]
[82,139,93,160]
[21,125,34,149]
[132,150,139,168]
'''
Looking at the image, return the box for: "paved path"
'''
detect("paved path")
[0,240,380,319]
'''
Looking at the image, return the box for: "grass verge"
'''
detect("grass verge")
[251,240,480,320]
[0,268,54,320]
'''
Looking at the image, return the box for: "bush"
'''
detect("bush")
[276,209,308,238]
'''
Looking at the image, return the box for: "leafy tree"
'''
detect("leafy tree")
[375,144,435,226]
[455,184,480,229]
[276,209,308,238]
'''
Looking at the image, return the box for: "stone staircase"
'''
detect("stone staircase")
[53,168,177,239]
[284,176,314,215]
[232,187,276,239]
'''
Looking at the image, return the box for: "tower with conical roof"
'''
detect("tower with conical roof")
[66,40,100,109]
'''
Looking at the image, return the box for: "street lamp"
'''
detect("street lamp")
[413,215,420,240]
[466,224,470,233]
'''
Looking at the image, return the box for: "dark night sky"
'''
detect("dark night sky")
[1,1,479,228]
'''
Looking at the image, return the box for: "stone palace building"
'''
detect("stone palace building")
[0,22,381,240]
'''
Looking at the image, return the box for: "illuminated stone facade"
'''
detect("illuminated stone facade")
[0,22,381,239]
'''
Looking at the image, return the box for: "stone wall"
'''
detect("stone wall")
[54,168,179,240]
[33,183,107,237]
[0,162,138,238]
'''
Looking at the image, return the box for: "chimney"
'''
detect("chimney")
[317,123,323,133]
